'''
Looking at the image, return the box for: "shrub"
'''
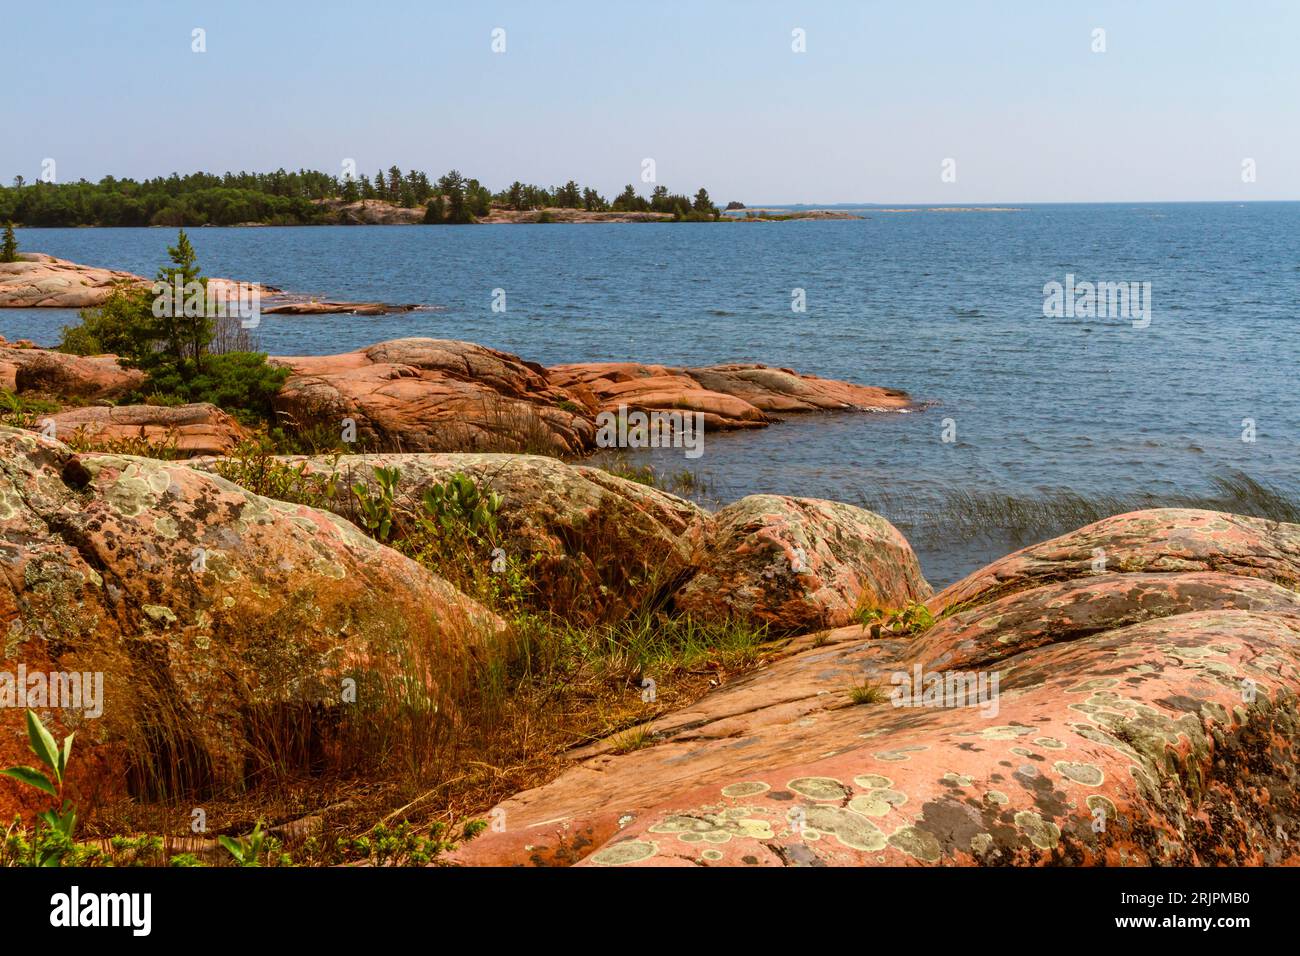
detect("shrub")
[143,351,289,425]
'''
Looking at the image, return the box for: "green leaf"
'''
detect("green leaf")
[2,766,57,796]
[59,732,75,779]
[25,710,59,775]
[217,835,244,863]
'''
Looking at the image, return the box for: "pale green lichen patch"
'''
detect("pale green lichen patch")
[888,825,941,862]
[848,789,907,817]
[142,604,178,626]
[1034,737,1066,749]
[981,725,1033,740]
[787,776,851,801]
[853,774,893,789]
[803,806,887,851]
[873,745,928,761]
[1015,810,1061,850]
[589,840,657,866]
[648,807,774,843]
[721,781,770,798]
[1054,761,1104,786]
[1086,794,1117,821]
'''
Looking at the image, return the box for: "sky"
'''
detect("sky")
[4,0,1297,204]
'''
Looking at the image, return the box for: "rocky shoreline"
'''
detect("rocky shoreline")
[2,419,1298,866]
[0,335,913,456]
[1,260,1297,869]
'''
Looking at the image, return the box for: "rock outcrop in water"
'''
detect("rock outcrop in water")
[271,339,598,455]
[0,427,501,819]
[453,509,1300,866]
[0,254,146,309]
[269,339,911,454]
[1,336,911,457]
[0,253,413,315]
[548,361,910,430]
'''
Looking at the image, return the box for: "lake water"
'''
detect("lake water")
[4,203,1298,587]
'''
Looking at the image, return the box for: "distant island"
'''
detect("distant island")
[0,167,735,227]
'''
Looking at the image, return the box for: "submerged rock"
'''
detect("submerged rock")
[0,427,500,819]
[454,508,1300,867]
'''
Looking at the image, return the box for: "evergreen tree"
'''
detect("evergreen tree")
[507,181,525,211]
[612,184,638,211]
[693,188,716,216]
[154,229,212,366]
[0,222,18,263]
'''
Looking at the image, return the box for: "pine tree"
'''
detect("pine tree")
[0,222,18,263]
[154,229,212,366]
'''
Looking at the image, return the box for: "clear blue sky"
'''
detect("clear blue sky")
[5,0,1297,203]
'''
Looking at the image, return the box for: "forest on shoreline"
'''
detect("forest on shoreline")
[0,167,724,227]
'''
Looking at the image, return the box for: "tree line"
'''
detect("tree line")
[0,167,721,227]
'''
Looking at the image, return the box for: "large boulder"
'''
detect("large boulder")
[4,346,144,400]
[0,427,500,820]
[271,339,596,455]
[193,452,710,624]
[672,495,931,634]
[46,403,247,456]
[453,509,1300,867]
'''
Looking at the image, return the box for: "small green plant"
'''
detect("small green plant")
[218,820,267,867]
[216,439,340,506]
[419,472,502,539]
[853,601,934,638]
[335,819,485,867]
[352,465,402,542]
[1,710,78,867]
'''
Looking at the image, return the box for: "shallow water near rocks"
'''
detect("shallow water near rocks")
[4,202,1297,586]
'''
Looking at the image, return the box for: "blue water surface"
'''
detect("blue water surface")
[4,203,1296,585]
